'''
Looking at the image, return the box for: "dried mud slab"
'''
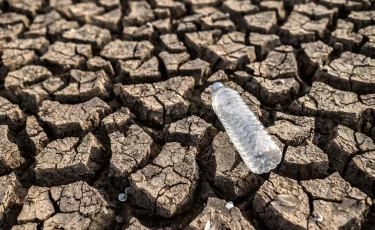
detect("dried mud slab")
[7,0,42,18]
[54,69,112,103]
[253,173,310,229]
[324,125,375,196]
[101,107,132,134]
[124,217,150,230]
[3,37,50,55]
[299,41,333,78]
[159,33,187,53]
[205,32,256,70]
[249,33,281,60]
[0,173,22,229]
[201,132,264,200]
[244,11,277,34]
[1,49,37,72]
[301,173,372,229]
[315,52,375,94]
[267,112,315,146]
[100,40,154,63]
[159,51,190,77]
[62,24,112,50]
[38,97,111,138]
[129,142,199,217]
[280,12,328,45]
[109,124,157,188]
[222,0,258,29]
[197,7,235,32]
[4,65,52,103]
[0,96,25,129]
[359,25,375,58]
[16,181,114,229]
[0,125,24,174]
[179,58,211,86]
[114,76,194,126]
[47,18,79,39]
[92,8,122,32]
[164,115,217,153]
[27,10,61,38]
[122,1,155,27]
[151,0,186,19]
[244,46,300,105]
[87,56,114,77]
[68,2,105,23]
[0,12,29,28]
[347,10,375,30]
[19,77,65,113]
[278,144,330,180]
[329,19,363,52]
[184,30,221,57]
[118,57,161,84]
[41,41,92,71]
[22,116,48,156]
[289,81,373,131]
[293,2,337,24]
[34,133,106,186]
[186,197,255,229]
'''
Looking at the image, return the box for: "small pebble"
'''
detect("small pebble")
[225,201,234,210]
[311,213,324,222]
[118,193,128,202]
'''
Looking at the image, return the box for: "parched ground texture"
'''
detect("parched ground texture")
[1,0,375,229]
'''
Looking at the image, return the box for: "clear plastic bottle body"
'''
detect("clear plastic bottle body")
[211,82,282,174]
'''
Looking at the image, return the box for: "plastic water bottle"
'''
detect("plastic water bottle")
[211,82,282,174]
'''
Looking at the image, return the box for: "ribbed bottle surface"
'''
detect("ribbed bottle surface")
[211,83,282,174]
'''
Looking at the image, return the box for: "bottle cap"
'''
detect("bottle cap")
[211,82,224,93]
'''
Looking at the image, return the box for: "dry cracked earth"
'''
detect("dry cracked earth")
[0,0,375,229]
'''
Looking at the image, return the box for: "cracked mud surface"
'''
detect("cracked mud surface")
[1,0,375,229]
